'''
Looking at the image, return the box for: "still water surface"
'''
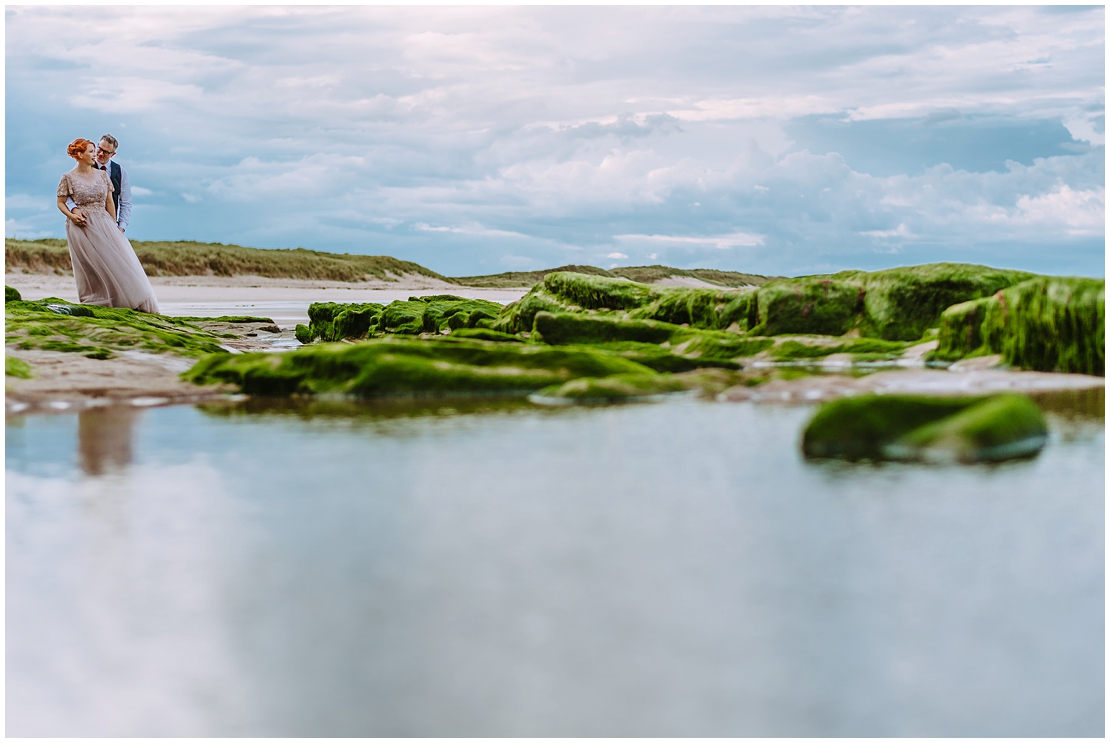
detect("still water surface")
[6,392,1104,736]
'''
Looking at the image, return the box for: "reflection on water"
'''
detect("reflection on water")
[5,392,1104,736]
[77,406,139,475]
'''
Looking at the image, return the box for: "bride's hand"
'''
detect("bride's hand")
[70,208,87,226]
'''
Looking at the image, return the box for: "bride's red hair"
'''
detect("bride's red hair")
[67,138,95,159]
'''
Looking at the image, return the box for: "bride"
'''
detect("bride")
[56,138,159,314]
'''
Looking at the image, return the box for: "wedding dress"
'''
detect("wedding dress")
[57,169,159,313]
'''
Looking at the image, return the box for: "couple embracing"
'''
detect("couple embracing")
[56,135,159,314]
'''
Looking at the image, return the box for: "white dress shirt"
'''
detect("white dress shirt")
[65,161,132,231]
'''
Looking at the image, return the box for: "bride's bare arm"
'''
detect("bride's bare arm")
[57,195,87,226]
[105,189,117,223]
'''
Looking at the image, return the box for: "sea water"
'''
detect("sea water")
[6,391,1104,736]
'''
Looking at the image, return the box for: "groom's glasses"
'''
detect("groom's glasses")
[96,146,116,156]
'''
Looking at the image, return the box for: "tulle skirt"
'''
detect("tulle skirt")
[66,210,159,314]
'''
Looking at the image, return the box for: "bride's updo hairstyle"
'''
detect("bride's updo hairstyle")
[67,138,95,159]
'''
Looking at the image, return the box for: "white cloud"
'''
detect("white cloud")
[614,233,765,249]
[605,252,628,259]
[4,6,1103,276]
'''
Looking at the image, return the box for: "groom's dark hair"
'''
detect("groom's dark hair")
[100,134,119,149]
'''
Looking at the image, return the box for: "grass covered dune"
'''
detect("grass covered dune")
[5,238,771,288]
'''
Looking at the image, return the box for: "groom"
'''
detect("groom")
[69,134,132,233]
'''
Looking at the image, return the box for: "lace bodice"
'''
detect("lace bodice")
[57,170,111,209]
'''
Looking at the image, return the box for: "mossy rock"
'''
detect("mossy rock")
[6,356,32,378]
[626,286,756,330]
[532,311,678,345]
[302,301,386,342]
[750,278,865,336]
[934,276,1104,376]
[446,328,525,343]
[802,393,1047,463]
[769,336,910,361]
[183,336,656,398]
[531,372,691,405]
[749,263,1036,340]
[6,298,229,358]
[5,286,21,303]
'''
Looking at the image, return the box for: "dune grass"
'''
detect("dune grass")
[5,238,448,282]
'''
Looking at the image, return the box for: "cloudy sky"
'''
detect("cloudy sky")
[5,5,1105,277]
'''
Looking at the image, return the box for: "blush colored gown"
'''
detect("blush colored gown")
[57,169,159,314]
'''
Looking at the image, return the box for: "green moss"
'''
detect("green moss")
[446,328,525,343]
[183,336,656,398]
[532,311,678,345]
[532,372,690,404]
[580,341,738,373]
[749,278,865,336]
[302,301,386,342]
[934,277,1105,375]
[888,394,1047,462]
[6,356,32,378]
[6,298,229,358]
[747,263,1036,340]
[627,287,756,330]
[769,337,909,361]
[672,332,773,359]
[802,393,1047,462]
[850,263,1036,341]
[5,286,21,303]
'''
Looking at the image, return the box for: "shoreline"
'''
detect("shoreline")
[5,270,1104,416]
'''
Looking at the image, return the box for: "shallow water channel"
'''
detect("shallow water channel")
[6,389,1105,736]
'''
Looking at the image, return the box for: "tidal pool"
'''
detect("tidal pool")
[6,390,1104,736]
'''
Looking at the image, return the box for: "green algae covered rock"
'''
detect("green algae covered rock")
[769,336,910,361]
[531,372,690,405]
[934,276,1104,376]
[496,263,1033,341]
[749,278,864,337]
[627,287,755,330]
[447,328,525,343]
[6,286,21,303]
[802,393,1048,463]
[750,263,1035,340]
[297,296,505,343]
[303,301,385,342]
[6,356,32,378]
[183,336,656,398]
[532,311,677,345]
[6,297,228,359]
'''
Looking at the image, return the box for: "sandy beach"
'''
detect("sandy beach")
[6,272,529,327]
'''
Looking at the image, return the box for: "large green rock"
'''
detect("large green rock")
[495,263,1035,341]
[750,263,1036,340]
[934,276,1104,376]
[6,297,229,359]
[184,336,657,397]
[297,295,505,343]
[5,286,21,303]
[802,393,1048,463]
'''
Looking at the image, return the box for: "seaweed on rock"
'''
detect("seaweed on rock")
[6,286,21,303]
[183,336,656,397]
[531,373,690,404]
[802,393,1047,463]
[297,295,505,343]
[748,263,1035,340]
[934,277,1105,375]
[6,297,229,359]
